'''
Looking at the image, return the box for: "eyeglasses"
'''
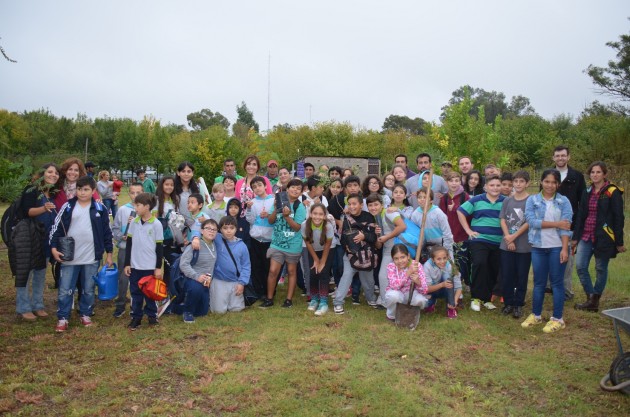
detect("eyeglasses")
[202,227,218,232]
[369,181,380,186]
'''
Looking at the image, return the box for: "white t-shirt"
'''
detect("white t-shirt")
[66,203,95,265]
[540,197,562,248]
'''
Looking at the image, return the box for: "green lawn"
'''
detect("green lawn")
[1,200,629,416]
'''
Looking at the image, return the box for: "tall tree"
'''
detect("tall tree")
[186,108,230,131]
[234,101,259,133]
[586,20,630,113]
[442,85,535,124]
[382,114,426,135]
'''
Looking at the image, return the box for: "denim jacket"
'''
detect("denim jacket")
[525,192,573,247]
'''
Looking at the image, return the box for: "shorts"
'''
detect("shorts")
[267,247,301,264]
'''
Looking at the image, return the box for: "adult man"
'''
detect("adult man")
[303,162,315,181]
[458,156,474,182]
[328,166,343,181]
[407,153,448,207]
[551,145,586,300]
[395,154,416,179]
[136,169,156,194]
[214,159,243,185]
[85,161,96,178]
[265,160,279,186]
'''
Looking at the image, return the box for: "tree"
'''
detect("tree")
[186,108,230,131]
[586,20,630,112]
[507,95,537,118]
[382,114,426,135]
[234,101,259,133]
[1,37,17,63]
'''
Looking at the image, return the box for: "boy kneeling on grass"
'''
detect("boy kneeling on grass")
[51,176,114,333]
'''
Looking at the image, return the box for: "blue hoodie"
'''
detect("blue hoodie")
[226,197,251,247]
[213,233,251,286]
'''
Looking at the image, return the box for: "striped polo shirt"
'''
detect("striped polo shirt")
[458,193,505,245]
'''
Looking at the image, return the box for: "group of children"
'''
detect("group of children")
[49,158,574,335]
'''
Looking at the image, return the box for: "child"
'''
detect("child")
[463,170,484,196]
[226,197,251,247]
[499,170,531,319]
[500,172,514,197]
[260,179,307,308]
[384,244,428,321]
[439,172,470,288]
[123,192,164,330]
[382,173,396,198]
[362,175,391,209]
[423,246,462,318]
[186,193,207,243]
[388,184,414,219]
[50,176,114,332]
[211,216,251,313]
[206,183,227,223]
[366,193,406,308]
[391,164,407,185]
[302,203,334,315]
[222,175,237,203]
[302,175,329,212]
[245,176,275,299]
[136,168,156,194]
[155,176,179,294]
[324,178,343,203]
[457,176,505,312]
[333,193,379,314]
[411,187,454,260]
[179,219,218,322]
[111,182,144,318]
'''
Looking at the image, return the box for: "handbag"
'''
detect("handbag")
[222,237,258,306]
[57,215,75,262]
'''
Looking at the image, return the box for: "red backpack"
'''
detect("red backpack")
[138,275,168,301]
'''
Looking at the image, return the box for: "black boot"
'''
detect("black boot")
[587,294,601,312]
[575,294,595,311]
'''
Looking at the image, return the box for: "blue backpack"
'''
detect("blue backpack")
[168,249,199,312]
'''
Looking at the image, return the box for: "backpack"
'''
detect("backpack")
[1,195,24,246]
[168,249,199,306]
[138,274,168,301]
[392,215,438,263]
[342,215,378,271]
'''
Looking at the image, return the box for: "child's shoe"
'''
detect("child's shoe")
[543,318,565,333]
[352,295,360,305]
[307,298,319,311]
[501,305,514,315]
[334,305,344,315]
[128,317,142,330]
[55,319,69,332]
[483,301,497,310]
[470,299,481,312]
[281,299,293,308]
[259,298,274,308]
[148,317,159,326]
[80,316,93,327]
[423,304,435,314]
[112,309,125,318]
[278,276,286,285]
[512,306,524,319]
[521,313,542,328]
[314,302,329,316]
[447,307,458,319]
[183,312,195,323]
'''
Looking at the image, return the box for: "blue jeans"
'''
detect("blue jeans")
[184,278,210,317]
[57,261,99,319]
[500,250,531,307]
[16,266,47,314]
[103,198,117,220]
[129,269,158,319]
[575,240,611,295]
[425,287,455,309]
[531,247,566,319]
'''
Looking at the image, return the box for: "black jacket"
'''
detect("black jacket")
[557,166,586,229]
[573,182,624,259]
[10,218,46,287]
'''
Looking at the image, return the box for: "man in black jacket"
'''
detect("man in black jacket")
[552,145,586,300]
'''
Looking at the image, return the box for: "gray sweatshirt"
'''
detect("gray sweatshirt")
[179,239,217,280]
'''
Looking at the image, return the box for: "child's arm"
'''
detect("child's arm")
[154,241,163,279]
[245,201,257,224]
[437,212,454,260]
[318,238,332,274]
[304,239,320,270]
[102,208,114,267]
[386,263,403,291]
[123,237,133,277]
[457,209,477,239]
[413,262,428,294]
[378,213,406,245]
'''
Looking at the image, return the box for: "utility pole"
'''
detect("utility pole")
[84,137,89,162]
[267,51,271,132]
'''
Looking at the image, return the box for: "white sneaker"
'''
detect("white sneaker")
[315,304,329,316]
[307,299,319,311]
[334,305,344,315]
[483,301,497,310]
[157,298,172,318]
[470,299,481,312]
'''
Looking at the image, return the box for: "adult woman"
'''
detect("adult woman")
[273,167,292,194]
[179,219,218,322]
[54,158,99,210]
[173,161,199,223]
[14,163,62,320]
[573,161,625,312]
[97,170,116,218]
[235,155,272,205]
[522,169,573,333]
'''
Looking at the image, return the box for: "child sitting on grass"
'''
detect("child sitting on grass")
[383,244,428,321]
[422,246,462,318]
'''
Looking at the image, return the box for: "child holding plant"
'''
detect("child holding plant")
[383,244,428,321]
[422,246,462,318]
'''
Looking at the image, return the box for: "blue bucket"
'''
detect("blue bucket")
[93,264,119,301]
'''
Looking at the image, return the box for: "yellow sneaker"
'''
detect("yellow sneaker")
[521,313,542,328]
[543,319,565,333]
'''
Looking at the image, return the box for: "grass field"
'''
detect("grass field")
[1,196,630,416]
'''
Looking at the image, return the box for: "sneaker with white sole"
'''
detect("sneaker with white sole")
[55,319,69,332]
[314,303,329,316]
[483,301,497,310]
[334,305,344,315]
[183,312,195,323]
[543,318,565,333]
[157,298,172,318]
[307,299,319,311]
[470,299,481,312]
[521,313,543,328]
[80,316,93,327]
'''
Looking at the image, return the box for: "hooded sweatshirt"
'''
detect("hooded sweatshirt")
[226,198,251,247]
[410,205,454,260]
[439,185,470,243]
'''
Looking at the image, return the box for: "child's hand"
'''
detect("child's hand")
[235,284,244,296]
[353,231,364,243]
[105,253,114,268]
[443,280,453,289]
[191,237,200,251]
[124,266,131,277]
[261,206,268,218]
[409,260,419,275]
[386,206,398,213]
[311,259,321,274]
[507,242,516,251]
[128,215,135,223]
[303,200,311,207]
[51,248,64,263]
[375,226,382,236]
[246,200,254,208]
[282,206,291,217]
[154,268,163,280]
[448,201,454,212]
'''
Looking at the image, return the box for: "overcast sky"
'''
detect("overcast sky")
[1,1,628,131]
